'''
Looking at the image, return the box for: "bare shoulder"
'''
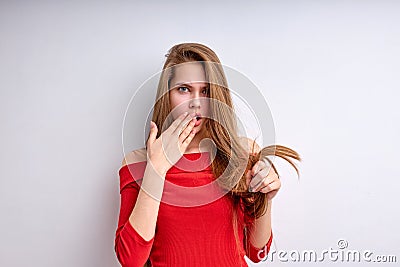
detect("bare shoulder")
[238,136,261,154]
[121,147,147,167]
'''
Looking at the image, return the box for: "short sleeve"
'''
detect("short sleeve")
[114,163,155,267]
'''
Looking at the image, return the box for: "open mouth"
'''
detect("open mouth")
[194,113,202,121]
[194,114,202,126]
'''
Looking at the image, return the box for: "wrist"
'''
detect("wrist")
[149,164,169,177]
[155,168,169,176]
[145,160,168,175]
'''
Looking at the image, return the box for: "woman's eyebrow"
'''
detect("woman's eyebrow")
[172,82,208,88]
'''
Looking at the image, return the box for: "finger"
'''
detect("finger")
[147,120,158,145]
[179,117,197,141]
[181,127,196,149]
[251,171,279,192]
[250,160,262,176]
[174,112,196,135]
[170,111,190,133]
[180,112,197,128]
[259,180,281,194]
[245,169,252,188]
[251,158,270,176]
[249,167,269,190]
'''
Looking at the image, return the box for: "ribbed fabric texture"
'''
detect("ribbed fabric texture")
[114,152,273,267]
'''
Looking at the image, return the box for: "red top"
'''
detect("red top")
[114,152,273,267]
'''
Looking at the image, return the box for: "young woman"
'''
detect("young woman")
[114,43,301,267]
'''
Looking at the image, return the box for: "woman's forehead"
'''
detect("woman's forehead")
[171,62,207,84]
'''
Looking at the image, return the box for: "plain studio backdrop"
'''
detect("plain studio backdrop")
[0,1,399,266]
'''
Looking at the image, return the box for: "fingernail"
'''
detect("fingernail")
[184,111,188,116]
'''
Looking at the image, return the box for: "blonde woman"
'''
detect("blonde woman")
[114,43,301,266]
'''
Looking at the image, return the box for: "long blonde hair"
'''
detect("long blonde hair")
[145,43,301,266]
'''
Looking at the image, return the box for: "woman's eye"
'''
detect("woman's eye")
[177,86,209,95]
[177,86,189,92]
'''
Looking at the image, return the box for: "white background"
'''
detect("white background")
[1,1,399,266]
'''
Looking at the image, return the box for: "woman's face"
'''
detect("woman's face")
[169,62,210,136]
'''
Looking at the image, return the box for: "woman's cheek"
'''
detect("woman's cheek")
[201,99,210,118]
[170,95,185,117]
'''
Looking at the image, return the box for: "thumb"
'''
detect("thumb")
[147,121,158,144]
[245,170,252,188]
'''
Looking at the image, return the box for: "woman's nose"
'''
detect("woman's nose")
[189,97,201,108]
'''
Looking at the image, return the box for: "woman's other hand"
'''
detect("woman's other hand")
[246,159,281,200]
